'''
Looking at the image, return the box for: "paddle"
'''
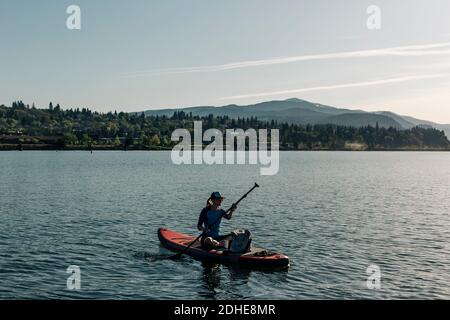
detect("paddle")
[169,182,260,260]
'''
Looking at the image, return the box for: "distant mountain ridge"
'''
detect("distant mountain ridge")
[143,98,450,138]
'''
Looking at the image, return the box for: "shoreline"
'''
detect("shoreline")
[1,145,450,152]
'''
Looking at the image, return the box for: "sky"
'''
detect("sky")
[1,0,450,123]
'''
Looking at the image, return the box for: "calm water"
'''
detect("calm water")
[0,151,449,299]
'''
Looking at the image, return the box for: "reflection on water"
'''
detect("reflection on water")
[200,262,222,299]
[199,261,288,300]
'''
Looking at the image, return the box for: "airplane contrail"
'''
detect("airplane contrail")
[220,74,449,100]
[122,42,450,77]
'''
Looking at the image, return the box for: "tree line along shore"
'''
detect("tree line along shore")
[1,101,450,151]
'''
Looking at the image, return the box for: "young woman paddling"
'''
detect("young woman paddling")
[197,191,237,249]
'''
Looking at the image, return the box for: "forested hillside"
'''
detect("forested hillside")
[1,101,449,151]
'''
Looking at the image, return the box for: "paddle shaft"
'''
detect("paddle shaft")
[171,183,259,259]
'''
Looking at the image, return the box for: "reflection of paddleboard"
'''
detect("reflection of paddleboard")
[158,228,289,269]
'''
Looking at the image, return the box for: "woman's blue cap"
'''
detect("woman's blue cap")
[210,192,224,199]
